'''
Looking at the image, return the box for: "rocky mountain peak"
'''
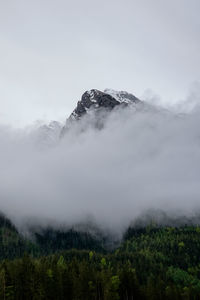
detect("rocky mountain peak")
[69,89,121,121]
[69,89,141,121]
[104,89,141,104]
[61,88,142,135]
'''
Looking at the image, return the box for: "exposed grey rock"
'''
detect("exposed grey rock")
[62,88,142,135]
[70,89,121,120]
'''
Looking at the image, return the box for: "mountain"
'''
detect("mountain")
[30,89,143,139]
[62,88,142,134]
[69,88,141,120]
[104,88,141,105]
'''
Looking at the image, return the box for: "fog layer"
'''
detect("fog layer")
[1,104,200,234]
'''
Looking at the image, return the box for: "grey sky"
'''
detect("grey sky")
[0,0,200,127]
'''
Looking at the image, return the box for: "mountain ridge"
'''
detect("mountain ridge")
[61,88,142,135]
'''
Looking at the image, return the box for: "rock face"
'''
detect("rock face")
[62,89,141,134]
[30,88,141,143]
[69,89,121,121]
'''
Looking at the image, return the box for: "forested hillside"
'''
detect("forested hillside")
[1,214,200,299]
[0,214,106,259]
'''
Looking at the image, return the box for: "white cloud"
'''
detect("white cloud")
[1,101,200,235]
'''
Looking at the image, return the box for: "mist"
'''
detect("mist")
[1,99,200,236]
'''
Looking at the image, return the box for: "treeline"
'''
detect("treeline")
[0,214,106,259]
[1,226,200,299]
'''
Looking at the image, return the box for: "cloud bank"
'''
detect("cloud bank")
[1,102,200,235]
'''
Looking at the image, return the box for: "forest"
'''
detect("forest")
[1,214,200,299]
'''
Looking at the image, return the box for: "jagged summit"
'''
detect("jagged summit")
[104,89,140,105]
[60,88,142,135]
[69,88,141,122]
[69,89,120,121]
[37,88,142,140]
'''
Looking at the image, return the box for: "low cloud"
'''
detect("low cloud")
[1,97,200,235]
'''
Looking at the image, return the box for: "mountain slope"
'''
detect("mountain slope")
[0,213,107,259]
[62,88,142,134]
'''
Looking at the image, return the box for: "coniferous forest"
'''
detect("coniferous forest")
[1,214,200,299]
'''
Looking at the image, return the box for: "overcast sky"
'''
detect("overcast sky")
[0,0,200,127]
